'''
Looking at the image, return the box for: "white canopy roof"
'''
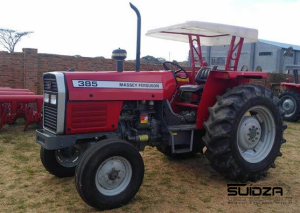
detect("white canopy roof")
[146,21,258,46]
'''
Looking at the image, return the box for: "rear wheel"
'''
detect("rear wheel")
[203,85,286,182]
[75,139,144,210]
[278,90,300,122]
[40,146,81,177]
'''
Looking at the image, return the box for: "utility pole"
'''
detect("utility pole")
[281,46,293,74]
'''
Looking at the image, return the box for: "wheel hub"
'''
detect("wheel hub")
[95,156,132,196]
[249,127,257,139]
[238,116,261,150]
[282,98,295,115]
[55,147,81,168]
[237,106,276,163]
[108,168,120,181]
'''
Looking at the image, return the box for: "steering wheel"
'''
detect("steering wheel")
[163,61,188,79]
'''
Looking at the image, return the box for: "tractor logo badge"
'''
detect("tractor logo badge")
[45,81,51,90]
[140,115,148,124]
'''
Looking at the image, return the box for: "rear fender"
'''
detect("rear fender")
[196,71,266,129]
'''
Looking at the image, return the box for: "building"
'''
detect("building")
[189,39,300,72]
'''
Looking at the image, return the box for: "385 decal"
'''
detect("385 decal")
[74,80,98,87]
[72,80,163,90]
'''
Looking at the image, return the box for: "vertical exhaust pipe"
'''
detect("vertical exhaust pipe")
[130,3,141,72]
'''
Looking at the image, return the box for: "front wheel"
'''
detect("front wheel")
[40,146,81,177]
[278,90,300,122]
[203,85,286,182]
[75,139,144,210]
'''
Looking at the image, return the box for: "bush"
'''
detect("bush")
[269,73,286,83]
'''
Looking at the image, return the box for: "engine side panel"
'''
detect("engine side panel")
[65,101,123,135]
[64,71,177,101]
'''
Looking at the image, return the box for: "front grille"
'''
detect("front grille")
[43,74,58,132]
[44,105,57,131]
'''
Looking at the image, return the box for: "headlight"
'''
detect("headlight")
[44,93,49,103]
[50,94,57,105]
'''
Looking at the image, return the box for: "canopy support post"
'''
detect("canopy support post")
[225,36,244,71]
[189,35,203,83]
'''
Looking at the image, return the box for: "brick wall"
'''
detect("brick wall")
[0,48,291,95]
[0,51,24,89]
[0,48,162,94]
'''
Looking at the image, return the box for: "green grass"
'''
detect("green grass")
[0,122,299,213]
[200,195,214,203]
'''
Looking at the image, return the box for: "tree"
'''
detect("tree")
[0,29,33,53]
[172,60,178,64]
[141,55,166,65]
[157,57,166,63]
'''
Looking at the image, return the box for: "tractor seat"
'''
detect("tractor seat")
[180,84,204,93]
[195,66,211,83]
[179,66,211,94]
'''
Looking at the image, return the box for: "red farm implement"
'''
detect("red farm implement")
[0,88,43,131]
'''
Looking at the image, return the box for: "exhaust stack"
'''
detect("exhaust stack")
[130,3,141,72]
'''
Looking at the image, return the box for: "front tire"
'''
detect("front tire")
[75,139,144,210]
[40,146,81,177]
[203,85,286,182]
[278,90,300,121]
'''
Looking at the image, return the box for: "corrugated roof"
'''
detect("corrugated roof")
[259,39,300,51]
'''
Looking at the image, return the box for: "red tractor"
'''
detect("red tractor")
[279,65,300,121]
[36,4,286,210]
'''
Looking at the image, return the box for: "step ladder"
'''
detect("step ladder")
[168,124,196,154]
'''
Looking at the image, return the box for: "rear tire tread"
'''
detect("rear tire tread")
[203,84,286,182]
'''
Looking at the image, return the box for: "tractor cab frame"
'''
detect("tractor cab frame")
[147,21,253,77]
[146,21,267,129]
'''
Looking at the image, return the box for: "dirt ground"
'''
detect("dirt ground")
[0,122,299,213]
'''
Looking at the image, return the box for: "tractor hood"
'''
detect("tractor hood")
[63,71,177,101]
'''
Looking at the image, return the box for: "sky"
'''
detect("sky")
[0,0,300,61]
